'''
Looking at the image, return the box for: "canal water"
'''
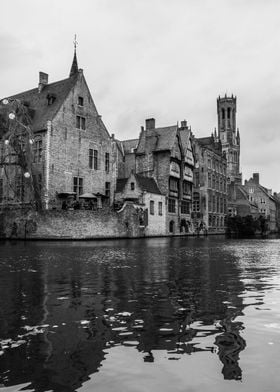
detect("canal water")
[0,236,280,392]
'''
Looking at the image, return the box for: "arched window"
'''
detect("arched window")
[227,107,231,119]
[169,220,174,233]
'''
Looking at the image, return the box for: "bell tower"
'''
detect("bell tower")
[217,94,241,184]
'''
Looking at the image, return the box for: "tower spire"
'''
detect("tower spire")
[69,35,79,77]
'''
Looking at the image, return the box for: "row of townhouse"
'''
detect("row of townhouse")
[7,49,277,235]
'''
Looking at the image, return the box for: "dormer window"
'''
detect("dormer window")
[78,96,84,106]
[47,94,56,105]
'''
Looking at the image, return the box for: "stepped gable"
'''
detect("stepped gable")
[7,74,79,132]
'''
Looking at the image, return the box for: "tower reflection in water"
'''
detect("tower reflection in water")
[0,237,269,390]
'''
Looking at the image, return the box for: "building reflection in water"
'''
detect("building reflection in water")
[0,237,272,390]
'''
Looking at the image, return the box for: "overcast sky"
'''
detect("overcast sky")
[1,0,280,191]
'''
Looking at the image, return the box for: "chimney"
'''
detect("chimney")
[38,72,48,93]
[145,118,155,130]
[253,173,259,184]
[180,120,188,129]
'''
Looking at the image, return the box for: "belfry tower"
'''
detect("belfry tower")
[217,95,242,184]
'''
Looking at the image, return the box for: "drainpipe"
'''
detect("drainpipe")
[45,120,51,209]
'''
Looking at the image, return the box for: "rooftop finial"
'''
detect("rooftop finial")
[70,34,79,77]
[74,34,78,50]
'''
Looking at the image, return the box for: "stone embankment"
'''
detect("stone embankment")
[0,205,143,240]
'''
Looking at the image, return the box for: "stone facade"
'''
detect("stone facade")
[193,136,227,233]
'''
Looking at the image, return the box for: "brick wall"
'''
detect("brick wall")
[47,71,115,207]
[0,204,143,239]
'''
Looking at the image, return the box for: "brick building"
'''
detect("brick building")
[0,49,116,209]
[134,118,195,234]
[193,136,227,232]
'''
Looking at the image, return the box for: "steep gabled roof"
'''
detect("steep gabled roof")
[121,138,139,154]
[6,73,79,132]
[116,174,162,195]
[135,174,162,194]
[136,125,178,154]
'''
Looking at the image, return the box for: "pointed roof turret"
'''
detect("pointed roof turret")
[69,35,79,77]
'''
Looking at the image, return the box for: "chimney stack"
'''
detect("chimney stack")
[38,72,48,93]
[180,120,187,129]
[253,173,259,184]
[145,118,155,130]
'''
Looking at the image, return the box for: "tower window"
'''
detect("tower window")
[227,107,231,119]
[222,108,225,119]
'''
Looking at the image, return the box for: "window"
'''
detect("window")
[183,181,192,196]
[168,198,176,213]
[222,108,225,119]
[208,173,212,188]
[130,182,135,191]
[0,179,3,202]
[37,173,42,192]
[105,152,110,172]
[193,192,200,212]
[150,200,154,215]
[73,177,83,197]
[33,137,43,163]
[169,220,174,233]
[78,96,84,106]
[94,150,98,170]
[158,201,163,216]
[260,198,265,204]
[181,200,190,214]
[89,149,93,169]
[227,107,231,119]
[169,178,179,192]
[105,182,110,199]
[76,115,86,130]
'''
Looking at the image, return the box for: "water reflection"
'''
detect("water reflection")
[0,237,279,391]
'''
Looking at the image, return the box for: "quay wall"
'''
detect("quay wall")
[0,206,143,240]
[0,207,225,240]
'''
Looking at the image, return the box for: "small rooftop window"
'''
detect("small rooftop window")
[47,94,56,105]
[78,96,84,106]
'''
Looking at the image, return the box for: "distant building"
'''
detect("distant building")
[134,118,195,235]
[0,49,116,209]
[227,182,258,217]
[115,172,166,236]
[243,173,277,232]
[193,135,227,232]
